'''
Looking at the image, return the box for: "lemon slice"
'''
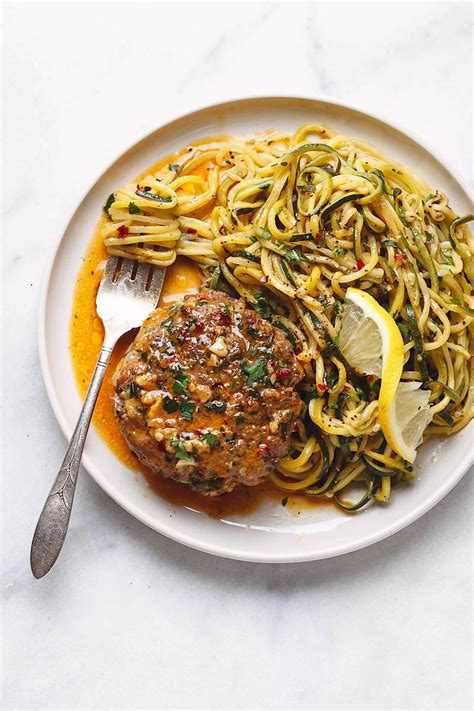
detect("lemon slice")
[339,288,431,463]
[386,381,433,462]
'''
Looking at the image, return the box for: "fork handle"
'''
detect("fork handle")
[31,338,115,579]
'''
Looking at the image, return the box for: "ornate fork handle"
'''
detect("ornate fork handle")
[30,339,115,579]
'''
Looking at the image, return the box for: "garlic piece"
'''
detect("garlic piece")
[209,337,228,358]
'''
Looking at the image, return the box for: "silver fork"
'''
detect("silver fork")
[31,257,165,579]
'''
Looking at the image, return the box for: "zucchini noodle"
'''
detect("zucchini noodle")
[101,124,473,511]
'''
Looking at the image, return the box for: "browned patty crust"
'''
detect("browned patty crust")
[113,289,304,495]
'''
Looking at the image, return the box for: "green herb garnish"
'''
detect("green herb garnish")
[173,373,190,395]
[161,316,173,328]
[170,439,192,461]
[201,432,219,447]
[241,358,266,386]
[179,400,196,421]
[103,193,115,216]
[281,496,288,507]
[204,400,227,413]
[163,396,179,414]
[168,163,180,171]
[284,248,302,263]
[129,381,139,398]
[128,201,142,215]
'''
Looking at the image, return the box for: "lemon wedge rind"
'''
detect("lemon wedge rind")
[344,288,412,462]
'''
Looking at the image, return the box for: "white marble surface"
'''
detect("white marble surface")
[2,2,473,709]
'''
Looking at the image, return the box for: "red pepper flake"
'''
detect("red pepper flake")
[187,228,197,234]
[217,310,231,326]
[314,232,321,243]
[192,430,202,436]
[136,184,142,191]
[317,384,327,392]
[117,225,129,238]
[395,253,406,261]
[367,375,375,383]
[319,128,327,135]
[275,368,291,381]
[260,276,269,283]
[356,259,364,270]
[343,385,350,392]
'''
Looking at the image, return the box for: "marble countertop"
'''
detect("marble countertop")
[2,2,472,709]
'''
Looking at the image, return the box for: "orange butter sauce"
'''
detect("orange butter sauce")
[70,140,333,518]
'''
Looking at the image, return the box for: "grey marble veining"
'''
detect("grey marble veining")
[2,2,472,709]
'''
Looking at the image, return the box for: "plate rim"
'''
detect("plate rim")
[38,94,473,563]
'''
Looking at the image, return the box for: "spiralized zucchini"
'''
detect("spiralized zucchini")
[101,124,473,510]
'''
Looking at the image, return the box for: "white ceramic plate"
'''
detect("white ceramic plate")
[40,96,473,563]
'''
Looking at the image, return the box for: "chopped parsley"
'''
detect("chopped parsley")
[281,496,289,507]
[129,381,139,397]
[254,293,271,319]
[163,396,179,414]
[355,386,366,401]
[254,289,279,320]
[284,248,302,263]
[170,439,192,461]
[334,247,347,256]
[179,400,196,421]
[103,193,115,217]
[262,228,272,239]
[241,358,266,386]
[204,400,227,413]
[168,163,180,171]
[200,432,219,447]
[275,322,296,346]
[173,373,190,395]
[128,201,142,215]
[161,316,173,328]
[140,351,148,361]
